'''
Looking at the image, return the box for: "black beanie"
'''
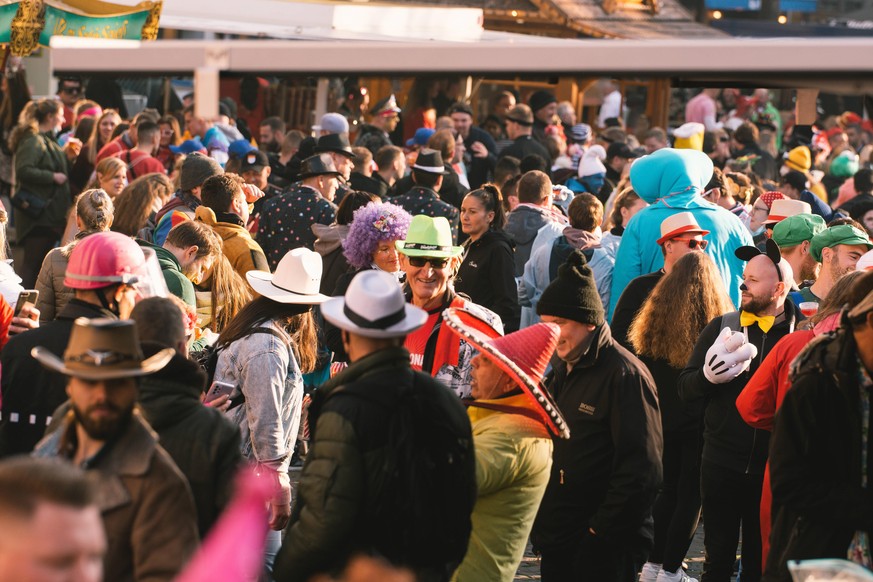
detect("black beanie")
[537,250,605,326]
[529,90,557,114]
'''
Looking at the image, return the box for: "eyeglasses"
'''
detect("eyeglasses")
[672,238,708,250]
[61,86,81,95]
[408,256,450,269]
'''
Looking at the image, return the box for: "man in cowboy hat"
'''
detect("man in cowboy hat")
[531,250,663,582]
[612,212,710,347]
[257,153,340,269]
[275,270,476,582]
[314,133,357,205]
[32,318,199,582]
[444,308,567,582]
[392,149,460,242]
[678,240,797,582]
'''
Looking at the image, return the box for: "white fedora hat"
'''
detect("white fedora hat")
[246,248,330,304]
[765,198,812,225]
[321,270,428,338]
[656,211,710,245]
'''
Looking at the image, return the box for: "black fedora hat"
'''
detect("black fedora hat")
[299,154,342,179]
[412,149,450,175]
[314,133,357,160]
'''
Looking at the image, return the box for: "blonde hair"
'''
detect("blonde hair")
[629,252,735,369]
[75,189,114,233]
[205,253,252,333]
[86,157,127,192]
[84,109,121,164]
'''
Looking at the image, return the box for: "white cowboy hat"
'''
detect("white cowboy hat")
[321,270,428,338]
[246,248,330,304]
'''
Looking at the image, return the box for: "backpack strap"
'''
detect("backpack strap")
[721,311,742,333]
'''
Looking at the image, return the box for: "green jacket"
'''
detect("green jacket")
[13,131,71,239]
[141,241,196,307]
[453,395,553,582]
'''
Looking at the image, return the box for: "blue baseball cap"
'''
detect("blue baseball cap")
[228,138,257,158]
[405,128,435,148]
[169,138,207,155]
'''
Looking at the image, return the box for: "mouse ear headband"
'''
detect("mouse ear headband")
[734,238,783,282]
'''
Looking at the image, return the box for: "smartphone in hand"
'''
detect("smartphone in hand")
[13,290,39,317]
[204,380,235,404]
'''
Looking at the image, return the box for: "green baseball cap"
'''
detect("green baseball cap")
[772,214,826,248]
[810,224,873,262]
[395,215,463,258]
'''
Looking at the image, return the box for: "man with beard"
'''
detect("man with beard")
[678,240,798,582]
[33,318,199,582]
[0,233,147,457]
[771,213,826,290]
[799,224,872,303]
[259,116,286,154]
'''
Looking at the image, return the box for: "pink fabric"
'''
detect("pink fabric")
[685,92,716,125]
[174,467,274,582]
[834,178,858,210]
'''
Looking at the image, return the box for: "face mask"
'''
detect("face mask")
[750,224,766,237]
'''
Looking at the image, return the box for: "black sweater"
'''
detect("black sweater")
[455,229,520,332]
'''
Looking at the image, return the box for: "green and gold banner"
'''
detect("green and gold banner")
[0,0,162,55]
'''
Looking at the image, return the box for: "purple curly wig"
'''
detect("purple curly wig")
[342,202,412,269]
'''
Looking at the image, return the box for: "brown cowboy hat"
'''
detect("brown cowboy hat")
[32,318,174,381]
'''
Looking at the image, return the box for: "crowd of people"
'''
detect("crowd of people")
[0,76,871,582]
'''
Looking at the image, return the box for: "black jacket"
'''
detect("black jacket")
[137,345,243,538]
[497,135,551,169]
[531,324,663,550]
[455,230,520,332]
[763,329,873,581]
[462,126,497,190]
[275,347,475,582]
[678,301,801,475]
[390,165,468,211]
[390,186,460,243]
[610,270,664,349]
[348,173,388,199]
[0,299,115,457]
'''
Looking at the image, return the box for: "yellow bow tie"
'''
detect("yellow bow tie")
[740,311,775,333]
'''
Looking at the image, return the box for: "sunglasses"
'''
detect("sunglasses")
[61,86,82,94]
[408,256,450,269]
[673,238,708,250]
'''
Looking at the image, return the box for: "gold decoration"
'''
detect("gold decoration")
[10,0,46,57]
[140,0,162,41]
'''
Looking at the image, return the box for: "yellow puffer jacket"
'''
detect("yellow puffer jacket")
[453,394,553,582]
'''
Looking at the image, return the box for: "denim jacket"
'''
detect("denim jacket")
[214,319,302,473]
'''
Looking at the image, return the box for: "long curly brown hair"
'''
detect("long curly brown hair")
[629,252,735,369]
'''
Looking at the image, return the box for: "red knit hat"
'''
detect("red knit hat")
[443,307,569,439]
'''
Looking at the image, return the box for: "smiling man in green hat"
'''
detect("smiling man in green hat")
[771,213,826,289]
[801,224,872,303]
[397,215,503,397]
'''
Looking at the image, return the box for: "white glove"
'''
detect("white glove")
[702,327,758,384]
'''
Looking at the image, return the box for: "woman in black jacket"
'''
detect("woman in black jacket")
[455,184,520,331]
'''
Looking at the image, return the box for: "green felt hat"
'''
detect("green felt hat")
[772,213,826,248]
[810,224,873,262]
[395,215,463,258]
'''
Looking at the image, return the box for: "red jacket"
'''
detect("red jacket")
[735,314,840,567]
